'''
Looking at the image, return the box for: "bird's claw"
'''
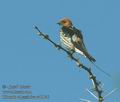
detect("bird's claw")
[76,59,82,67]
[54,44,61,50]
[67,53,73,59]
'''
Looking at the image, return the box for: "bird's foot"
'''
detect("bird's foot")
[76,59,83,67]
[67,53,73,60]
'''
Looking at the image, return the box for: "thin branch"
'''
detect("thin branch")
[33,25,104,102]
[104,88,119,99]
[80,98,91,102]
[86,89,98,100]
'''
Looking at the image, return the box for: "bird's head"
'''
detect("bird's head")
[57,18,73,28]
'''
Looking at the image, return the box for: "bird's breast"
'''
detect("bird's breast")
[60,31,74,50]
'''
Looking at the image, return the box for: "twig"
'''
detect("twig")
[33,25,104,102]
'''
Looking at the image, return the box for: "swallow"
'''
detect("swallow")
[57,17,96,62]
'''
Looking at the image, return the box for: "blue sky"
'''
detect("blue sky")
[0,0,120,102]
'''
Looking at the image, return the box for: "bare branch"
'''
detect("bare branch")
[33,25,104,102]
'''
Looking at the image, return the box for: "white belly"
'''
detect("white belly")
[60,31,74,50]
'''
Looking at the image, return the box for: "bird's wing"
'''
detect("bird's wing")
[71,27,96,62]
[81,39,88,51]
[71,27,87,51]
[61,26,74,37]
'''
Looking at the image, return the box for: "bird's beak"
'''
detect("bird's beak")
[57,22,61,25]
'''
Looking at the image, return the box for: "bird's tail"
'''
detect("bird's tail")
[75,48,111,77]
[91,62,111,77]
[75,48,96,62]
[84,51,111,77]
[83,50,96,62]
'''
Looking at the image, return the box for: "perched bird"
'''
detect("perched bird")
[57,17,96,62]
